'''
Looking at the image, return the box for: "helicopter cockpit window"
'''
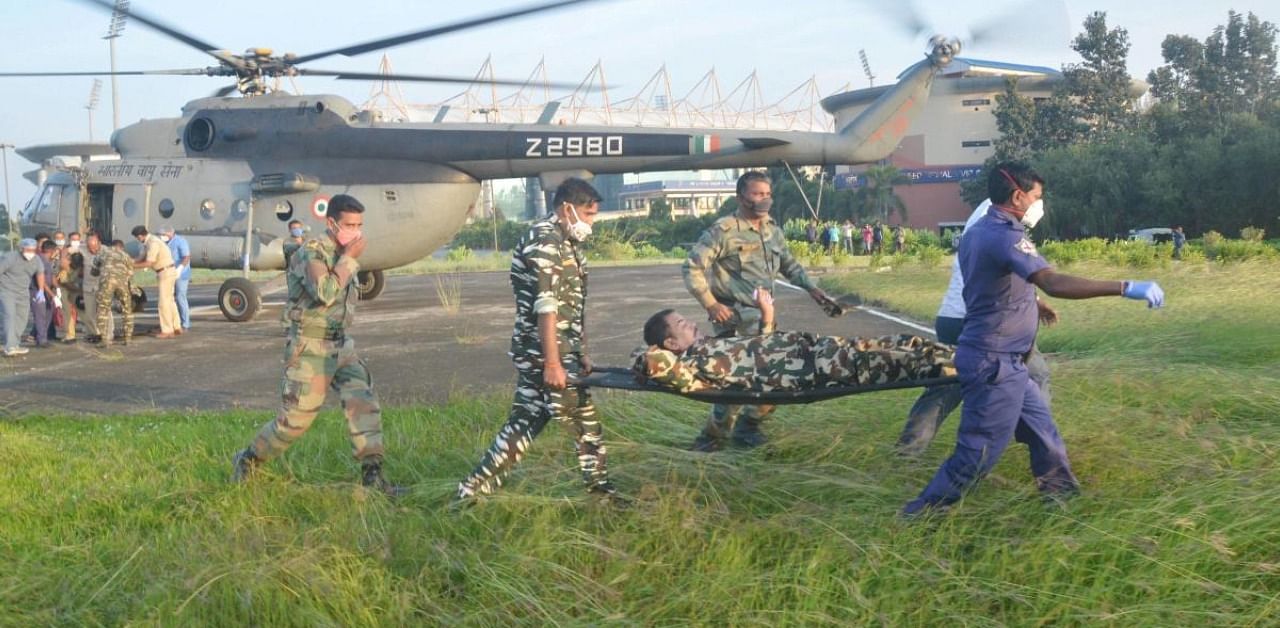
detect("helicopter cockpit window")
[200,199,217,219]
[274,201,293,221]
[232,198,249,219]
[159,198,176,219]
[185,117,215,152]
[34,184,62,226]
[123,198,139,218]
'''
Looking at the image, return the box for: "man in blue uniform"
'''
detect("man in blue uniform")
[903,162,1165,516]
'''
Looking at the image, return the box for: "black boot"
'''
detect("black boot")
[230,447,260,483]
[361,460,407,498]
[730,418,769,449]
[587,482,632,509]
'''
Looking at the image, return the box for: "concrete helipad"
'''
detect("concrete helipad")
[0,264,924,417]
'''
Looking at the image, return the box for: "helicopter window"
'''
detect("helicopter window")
[274,201,293,221]
[232,199,250,218]
[185,117,216,151]
[314,101,326,114]
[123,198,139,218]
[200,199,217,219]
[34,185,62,225]
[159,198,176,219]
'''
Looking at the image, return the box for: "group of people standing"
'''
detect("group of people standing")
[226,164,1166,516]
[807,219,907,256]
[0,225,192,356]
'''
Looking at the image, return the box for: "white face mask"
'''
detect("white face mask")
[1021,199,1045,229]
[69,240,81,250]
[160,235,171,243]
[564,204,592,242]
[54,239,65,247]
[21,252,35,261]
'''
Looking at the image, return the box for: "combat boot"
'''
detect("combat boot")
[360,460,407,498]
[587,482,632,509]
[230,447,260,483]
[689,433,724,453]
[730,420,769,449]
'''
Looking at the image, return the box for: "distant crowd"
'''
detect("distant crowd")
[805,219,910,255]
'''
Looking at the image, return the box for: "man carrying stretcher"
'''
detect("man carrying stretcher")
[636,289,955,394]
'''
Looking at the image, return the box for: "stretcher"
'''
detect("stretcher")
[577,367,958,405]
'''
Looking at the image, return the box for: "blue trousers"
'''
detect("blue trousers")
[897,317,1052,455]
[1,292,29,352]
[904,346,1078,513]
[175,277,191,329]
[30,290,52,345]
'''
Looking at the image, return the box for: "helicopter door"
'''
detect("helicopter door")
[86,185,114,241]
[57,184,79,233]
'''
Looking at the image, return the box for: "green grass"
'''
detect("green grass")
[3,261,1279,625]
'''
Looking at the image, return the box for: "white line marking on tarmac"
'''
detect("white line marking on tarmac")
[775,280,935,336]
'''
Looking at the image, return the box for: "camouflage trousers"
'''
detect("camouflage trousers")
[249,335,384,462]
[699,308,776,447]
[457,355,609,498]
[96,278,133,343]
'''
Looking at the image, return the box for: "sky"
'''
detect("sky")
[0,0,1275,208]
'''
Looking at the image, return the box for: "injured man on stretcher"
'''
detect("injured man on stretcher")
[634,288,956,394]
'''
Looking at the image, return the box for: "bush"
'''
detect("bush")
[1212,239,1279,264]
[633,243,664,259]
[451,219,527,251]
[831,245,851,267]
[1240,226,1266,242]
[786,240,810,262]
[445,245,471,263]
[589,240,637,261]
[667,246,688,259]
[916,245,946,268]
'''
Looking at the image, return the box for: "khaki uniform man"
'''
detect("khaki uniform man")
[95,241,135,346]
[131,226,180,337]
[681,171,833,451]
[231,194,401,495]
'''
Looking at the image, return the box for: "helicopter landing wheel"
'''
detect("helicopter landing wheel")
[356,269,385,301]
[218,277,261,322]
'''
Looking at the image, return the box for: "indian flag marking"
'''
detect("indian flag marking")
[690,134,721,154]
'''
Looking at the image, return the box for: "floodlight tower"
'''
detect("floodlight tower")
[104,0,129,132]
[859,49,876,87]
[86,79,102,140]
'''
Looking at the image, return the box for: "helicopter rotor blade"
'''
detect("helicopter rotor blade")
[0,68,211,77]
[290,0,602,65]
[855,0,931,40]
[298,68,598,90]
[72,0,243,68]
[967,0,1069,51]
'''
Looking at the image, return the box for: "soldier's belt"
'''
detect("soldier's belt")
[292,326,345,341]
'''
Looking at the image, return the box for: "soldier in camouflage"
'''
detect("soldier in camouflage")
[456,178,622,504]
[638,289,955,393]
[682,170,835,451]
[94,240,135,347]
[231,194,402,496]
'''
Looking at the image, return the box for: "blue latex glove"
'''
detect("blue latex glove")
[1122,280,1164,308]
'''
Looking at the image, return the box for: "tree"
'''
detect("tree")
[648,198,672,221]
[858,165,907,223]
[1058,11,1137,141]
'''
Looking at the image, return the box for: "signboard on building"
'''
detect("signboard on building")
[835,165,983,189]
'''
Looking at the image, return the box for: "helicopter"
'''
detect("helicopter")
[4,0,961,322]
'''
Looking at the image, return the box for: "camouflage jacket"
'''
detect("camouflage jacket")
[282,237,360,338]
[510,218,587,360]
[682,214,817,323]
[98,248,135,283]
[634,333,955,393]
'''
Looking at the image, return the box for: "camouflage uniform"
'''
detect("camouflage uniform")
[95,247,135,345]
[457,218,610,499]
[246,237,383,463]
[682,214,819,446]
[636,333,955,393]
